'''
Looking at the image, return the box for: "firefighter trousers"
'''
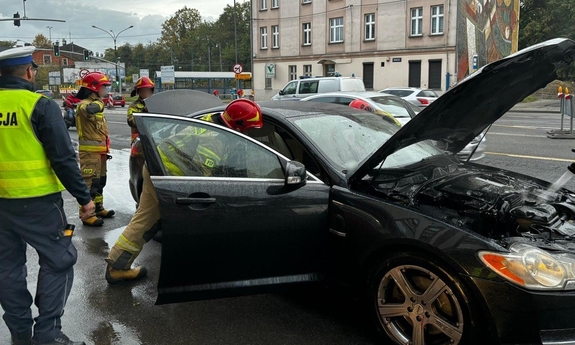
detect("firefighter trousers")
[106,165,161,270]
[79,152,108,207]
[0,193,77,344]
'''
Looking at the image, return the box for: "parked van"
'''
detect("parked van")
[271,76,365,101]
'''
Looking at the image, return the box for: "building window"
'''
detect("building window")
[364,13,375,41]
[411,7,423,36]
[272,25,279,48]
[43,54,52,65]
[260,0,267,10]
[289,65,297,81]
[302,0,311,3]
[260,27,268,49]
[302,23,311,46]
[271,0,279,8]
[62,58,68,66]
[431,5,444,35]
[329,17,344,43]
[265,77,272,89]
[304,64,312,77]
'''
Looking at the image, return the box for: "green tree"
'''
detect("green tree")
[32,34,51,48]
[519,0,575,79]
[0,40,15,48]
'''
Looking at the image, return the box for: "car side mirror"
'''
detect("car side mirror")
[285,161,307,188]
[279,90,285,95]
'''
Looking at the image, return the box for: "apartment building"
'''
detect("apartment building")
[251,0,520,100]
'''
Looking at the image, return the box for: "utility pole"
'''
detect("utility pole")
[217,43,223,72]
[91,25,133,93]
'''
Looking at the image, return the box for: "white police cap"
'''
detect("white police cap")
[0,46,37,68]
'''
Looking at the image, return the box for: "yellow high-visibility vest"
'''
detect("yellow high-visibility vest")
[0,89,65,198]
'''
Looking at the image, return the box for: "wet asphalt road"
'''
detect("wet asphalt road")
[2,106,575,345]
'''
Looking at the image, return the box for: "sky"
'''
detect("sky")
[0,0,248,53]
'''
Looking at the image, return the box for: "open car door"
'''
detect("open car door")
[134,113,331,304]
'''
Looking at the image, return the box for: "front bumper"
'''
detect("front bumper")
[471,275,575,344]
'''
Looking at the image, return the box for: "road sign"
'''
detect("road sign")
[140,69,149,78]
[235,73,251,80]
[79,68,90,78]
[265,63,275,78]
[233,63,243,75]
[132,74,139,82]
[161,65,175,84]
[48,71,61,86]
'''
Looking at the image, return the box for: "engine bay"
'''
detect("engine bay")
[369,160,575,251]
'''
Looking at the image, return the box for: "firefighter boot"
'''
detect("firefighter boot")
[81,215,104,227]
[105,265,148,284]
[95,203,115,218]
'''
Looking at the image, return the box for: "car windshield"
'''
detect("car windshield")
[291,113,441,171]
[369,97,411,118]
[384,89,413,97]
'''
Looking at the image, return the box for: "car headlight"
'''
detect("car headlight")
[479,243,575,290]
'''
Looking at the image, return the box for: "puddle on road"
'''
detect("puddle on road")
[90,320,142,345]
[103,226,128,248]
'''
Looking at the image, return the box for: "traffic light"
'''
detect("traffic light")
[13,12,20,27]
[53,44,60,57]
[83,50,89,61]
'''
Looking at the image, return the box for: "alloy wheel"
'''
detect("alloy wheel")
[376,264,464,345]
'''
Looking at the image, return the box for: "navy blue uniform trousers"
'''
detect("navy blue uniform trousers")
[0,193,76,344]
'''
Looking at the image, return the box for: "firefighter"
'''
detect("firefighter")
[75,72,115,226]
[127,76,154,144]
[104,99,263,283]
[0,46,92,345]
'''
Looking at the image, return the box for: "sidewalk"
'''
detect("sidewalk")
[510,99,561,113]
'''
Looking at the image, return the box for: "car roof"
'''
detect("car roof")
[191,101,366,121]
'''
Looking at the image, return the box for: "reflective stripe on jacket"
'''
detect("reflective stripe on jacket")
[0,89,65,198]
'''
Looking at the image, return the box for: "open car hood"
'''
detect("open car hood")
[349,38,575,183]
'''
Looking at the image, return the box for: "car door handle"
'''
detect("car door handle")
[175,197,217,205]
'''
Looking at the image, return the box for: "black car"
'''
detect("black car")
[133,39,575,345]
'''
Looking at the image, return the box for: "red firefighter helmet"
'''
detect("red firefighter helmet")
[131,76,155,97]
[349,99,374,113]
[80,71,111,93]
[221,99,263,132]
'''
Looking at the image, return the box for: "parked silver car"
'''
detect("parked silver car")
[380,87,439,107]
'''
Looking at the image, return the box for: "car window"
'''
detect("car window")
[283,81,298,95]
[385,90,413,97]
[306,96,338,103]
[292,113,397,171]
[141,116,285,179]
[299,80,318,94]
[417,90,438,97]
[369,97,412,118]
[337,97,354,106]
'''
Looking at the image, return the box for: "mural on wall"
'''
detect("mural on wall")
[456,0,520,80]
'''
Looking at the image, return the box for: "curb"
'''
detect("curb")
[509,108,560,114]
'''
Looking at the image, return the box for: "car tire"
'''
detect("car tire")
[367,252,483,345]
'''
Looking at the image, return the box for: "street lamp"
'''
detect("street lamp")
[46,26,52,43]
[91,24,134,92]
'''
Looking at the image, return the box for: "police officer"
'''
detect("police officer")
[0,46,93,345]
[104,99,263,283]
[75,72,115,226]
[127,76,154,144]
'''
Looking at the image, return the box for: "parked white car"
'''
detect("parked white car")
[272,76,365,101]
[380,87,439,107]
